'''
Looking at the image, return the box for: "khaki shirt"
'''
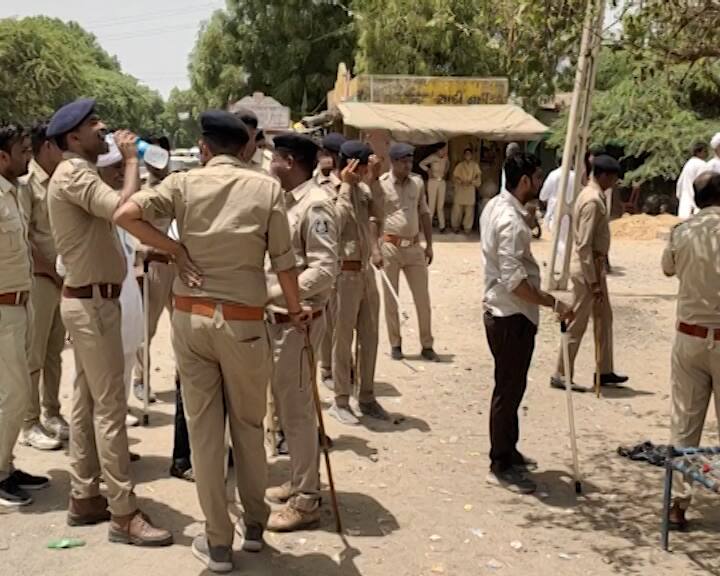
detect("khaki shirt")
[20,159,57,265]
[571,179,610,285]
[452,161,482,206]
[314,170,341,199]
[662,206,720,327]
[419,153,449,180]
[48,152,126,287]
[267,179,338,311]
[380,171,429,238]
[0,174,32,293]
[131,155,295,306]
[335,180,384,263]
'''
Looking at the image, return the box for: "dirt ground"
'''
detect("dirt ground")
[3,233,719,576]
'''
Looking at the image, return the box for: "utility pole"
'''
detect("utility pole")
[545,0,606,291]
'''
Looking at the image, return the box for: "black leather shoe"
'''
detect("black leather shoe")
[170,461,195,482]
[550,376,587,393]
[598,372,629,386]
[421,348,440,362]
[391,346,404,360]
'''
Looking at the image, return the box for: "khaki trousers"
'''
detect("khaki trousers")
[381,243,434,349]
[555,270,613,377]
[0,305,31,481]
[318,291,336,379]
[333,268,379,404]
[132,262,174,385]
[269,316,324,508]
[172,309,270,547]
[25,275,64,427]
[427,179,447,229]
[451,202,475,233]
[61,295,136,516]
[670,331,720,509]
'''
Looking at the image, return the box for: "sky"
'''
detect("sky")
[2,0,226,99]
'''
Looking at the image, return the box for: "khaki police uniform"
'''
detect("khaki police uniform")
[555,179,614,378]
[0,175,32,481]
[315,170,342,378]
[379,171,434,349]
[333,179,383,404]
[452,159,482,233]
[48,152,136,516]
[131,172,175,388]
[20,159,65,429]
[265,179,337,509]
[132,154,296,547]
[661,206,720,509]
[419,153,449,229]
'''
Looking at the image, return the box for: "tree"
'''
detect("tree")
[0,16,164,134]
[352,0,588,109]
[160,88,203,148]
[190,0,356,116]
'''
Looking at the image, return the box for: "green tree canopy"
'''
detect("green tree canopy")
[190,0,356,116]
[0,16,164,134]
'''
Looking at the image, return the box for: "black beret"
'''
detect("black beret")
[47,98,96,138]
[201,110,249,144]
[322,133,346,154]
[592,154,621,174]
[273,132,319,159]
[232,106,259,129]
[340,140,372,165]
[389,142,415,161]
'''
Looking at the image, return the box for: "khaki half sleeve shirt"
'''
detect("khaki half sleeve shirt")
[131,154,296,307]
[0,174,32,293]
[20,159,57,265]
[571,179,611,285]
[420,153,449,180]
[266,179,338,310]
[335,180,384,263]
[380,172,429,238]
[48,153,126,287]
[661,206,720,327]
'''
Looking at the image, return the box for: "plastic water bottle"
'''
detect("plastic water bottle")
[136,138,169,170]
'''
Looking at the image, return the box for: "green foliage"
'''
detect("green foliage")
[190,0,356,116]
[0,16,164,134]
[160,88,203,148]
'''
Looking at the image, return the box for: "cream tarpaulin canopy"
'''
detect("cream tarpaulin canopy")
[337,102,548,144]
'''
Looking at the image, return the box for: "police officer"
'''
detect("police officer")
[419,143,449,232]
[316,132,346,390]
[329,140,387,425]
[47,99,172,545]
[379,143,439,361]
[661,171,720,529]
[114,111,307,572]
[0,122,51,507]
[20,121,66,451]
[551,155,627,390]
[263,133,338,531]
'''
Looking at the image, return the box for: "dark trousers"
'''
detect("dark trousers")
[484,312,536,470]
[172,373,191,465]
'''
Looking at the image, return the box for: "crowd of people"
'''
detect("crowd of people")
[1,96,719,573]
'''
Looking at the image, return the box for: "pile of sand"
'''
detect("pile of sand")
[610,213,680,240]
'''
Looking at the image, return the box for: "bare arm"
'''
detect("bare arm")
[31,247,62,286]
[277,269,303,315]
[512,279,555,308]
[114,131,140,207]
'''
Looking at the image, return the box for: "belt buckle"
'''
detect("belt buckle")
[400,239,412,248]
[14,292,22,305]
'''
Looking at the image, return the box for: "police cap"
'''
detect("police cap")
[273,132,319,160]
[322,133,346,154]
[340,140,372,165]
[389,142,415,161]
[200,110,249,145]
[47,98,96,139]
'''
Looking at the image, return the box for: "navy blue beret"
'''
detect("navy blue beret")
[273,132,319,158]
[201,110,249,144]
[340,140,373,165]
[46,98,96,138]
[592,154,621,174]
[389,142,415,161]
[322,133,346,154]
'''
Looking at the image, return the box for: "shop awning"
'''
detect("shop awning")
[337,102,548,144]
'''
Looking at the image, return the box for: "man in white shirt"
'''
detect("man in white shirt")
[539,165,575,232]
[676,142,708,219]
[707,133,720,174]
[481,152,572,495]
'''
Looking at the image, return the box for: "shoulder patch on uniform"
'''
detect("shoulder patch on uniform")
[379,173,391,181]
[313,218,330,236]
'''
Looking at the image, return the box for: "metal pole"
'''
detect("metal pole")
[142,260,150,426]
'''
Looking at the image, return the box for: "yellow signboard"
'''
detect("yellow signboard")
[355,75,509,105]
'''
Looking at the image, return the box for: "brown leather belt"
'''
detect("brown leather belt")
[0,291,29,306]
[678,322,720,341]
[174,295,264,321]
[341,260,363,272]
[384,234,418,248]
[63,284,121,299]
[267,309,323,325]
